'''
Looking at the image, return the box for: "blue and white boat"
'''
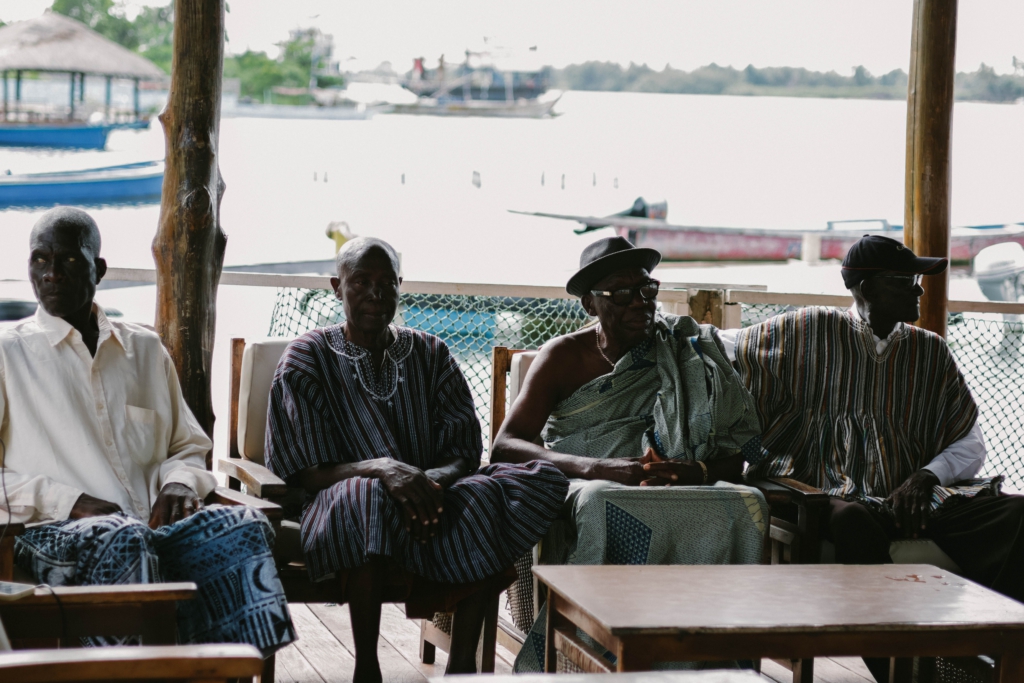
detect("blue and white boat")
[0,120,150,150]
[0,160,163,208]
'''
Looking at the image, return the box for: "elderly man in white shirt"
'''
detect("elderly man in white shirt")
[0,207,294,655]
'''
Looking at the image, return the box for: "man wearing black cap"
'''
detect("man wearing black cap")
[492,237,770,672]
[734,235,1024,607]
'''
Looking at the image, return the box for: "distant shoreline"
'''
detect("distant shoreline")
[549,61,1024,104]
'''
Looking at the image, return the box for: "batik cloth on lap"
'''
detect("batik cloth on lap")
[265,325,568,584]
[736,307,999,513]
[513,314,769,673]
[13,505,295,655]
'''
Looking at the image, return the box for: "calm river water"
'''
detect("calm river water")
[2,90,1021,456]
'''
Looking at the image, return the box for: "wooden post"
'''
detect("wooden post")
[79,73,85,103]
[69,72,76,118]
[105,75,112,122]
[904,0,958,338]
[133,78,140,119]
[153,0,227,461]
[2,72,7,121]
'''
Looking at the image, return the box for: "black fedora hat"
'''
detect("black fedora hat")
[566,237,662,297]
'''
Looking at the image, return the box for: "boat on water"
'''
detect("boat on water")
[0,160,163,209]
[221,102,378,121]
[396,49,559,118]
[513,198,1024,264]
[390,90,562,118]
[0,120,150,150]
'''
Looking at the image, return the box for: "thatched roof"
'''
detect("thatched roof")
[0,12,165,80]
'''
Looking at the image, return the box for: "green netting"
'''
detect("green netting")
[740,303,1024,489]
[268,288,591,451]
[266,289,1023,488]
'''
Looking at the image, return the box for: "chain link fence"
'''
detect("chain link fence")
[740,303,1024,489]
[269,288,591,451]
[266,289,1022,488]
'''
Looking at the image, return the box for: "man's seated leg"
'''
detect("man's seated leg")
[14,514,158,587]
[927,494,1024,603]
[825,498,893,565]
[152,505,294,656]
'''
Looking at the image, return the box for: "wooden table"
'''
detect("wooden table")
[0,582,196,646]
[535,564,1024,681]
[443,673,759,683]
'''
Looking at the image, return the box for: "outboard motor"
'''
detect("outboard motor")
[974,242,1024,345]
[975,242,1024,303]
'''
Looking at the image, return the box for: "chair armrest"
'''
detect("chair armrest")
[206,486,283,525]
[217,459,287,499]
[745,476,830,507]
[0,523,25,537]
[13,582,197,605]
[0,644,263,682]
[1,523,25,581]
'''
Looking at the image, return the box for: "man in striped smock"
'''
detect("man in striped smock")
[727,236,1024,609]
[265,237,568,683]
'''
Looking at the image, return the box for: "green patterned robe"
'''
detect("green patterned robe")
[513,314,769,672]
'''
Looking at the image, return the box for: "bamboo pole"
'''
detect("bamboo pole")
[153,0,227,458]
[904,0,958,338]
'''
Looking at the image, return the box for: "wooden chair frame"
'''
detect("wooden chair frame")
[0,643,263,682]
[218,337,510,674]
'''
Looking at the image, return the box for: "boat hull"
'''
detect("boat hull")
[0,121,149,150]
[0,161,164,208]
[620,224,1024,264]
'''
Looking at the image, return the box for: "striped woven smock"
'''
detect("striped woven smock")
[265,324,568,583]
[736,307,998,511]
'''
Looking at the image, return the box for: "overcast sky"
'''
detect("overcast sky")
[4,0,1022,74]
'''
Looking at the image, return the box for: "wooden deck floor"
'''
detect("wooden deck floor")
[273,602,876,683]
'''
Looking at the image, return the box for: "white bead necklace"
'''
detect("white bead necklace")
[595,325,617,368]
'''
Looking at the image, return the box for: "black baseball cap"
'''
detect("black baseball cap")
[841,235,948,289]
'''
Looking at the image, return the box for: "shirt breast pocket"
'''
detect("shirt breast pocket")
[124,405,157,466]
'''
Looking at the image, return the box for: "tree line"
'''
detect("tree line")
[551,61,1024,103]
[44,1,1024,104]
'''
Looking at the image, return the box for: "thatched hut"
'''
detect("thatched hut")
[0,12,166,120]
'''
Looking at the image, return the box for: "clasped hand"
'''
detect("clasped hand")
[887,469,939,538]
[596,448,702,487]
[69,482,202,529]
[375,460,444,544]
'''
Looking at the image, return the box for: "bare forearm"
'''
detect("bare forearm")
[425,456,476,488]
[298,461,381,494]
[491,436,598,479]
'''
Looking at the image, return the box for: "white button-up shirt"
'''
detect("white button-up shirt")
[0,305,216,525]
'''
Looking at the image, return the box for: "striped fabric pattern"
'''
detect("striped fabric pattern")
[265,325,568,582]
[736,307,989,509]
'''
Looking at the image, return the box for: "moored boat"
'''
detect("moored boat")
[0,120,149,150]
[513,199,1024,264]
[0,160,164,208]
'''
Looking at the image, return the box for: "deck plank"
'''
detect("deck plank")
[289,604,357,682]
[759,657,876,683]
[379,606,448,675]
[308,603,429,683]
[273,642,327,683]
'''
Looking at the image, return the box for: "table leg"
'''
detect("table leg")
[997,653,1024,683]
[544,594,567,673]
[791,658,813,683]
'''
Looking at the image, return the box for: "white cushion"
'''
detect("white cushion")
[509,352,538,406]
[820,538,961,573]
[237,338,294,466]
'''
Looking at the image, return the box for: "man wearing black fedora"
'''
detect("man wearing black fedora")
[492,236,770,672]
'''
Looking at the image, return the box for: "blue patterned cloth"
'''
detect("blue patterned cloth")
[14,505,295,656]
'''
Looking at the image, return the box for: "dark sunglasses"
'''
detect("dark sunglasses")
[590,279,660,306]
[870,274,923,288]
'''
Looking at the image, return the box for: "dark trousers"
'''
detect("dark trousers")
[824,494,1024,682]
[824,494,1024,602]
